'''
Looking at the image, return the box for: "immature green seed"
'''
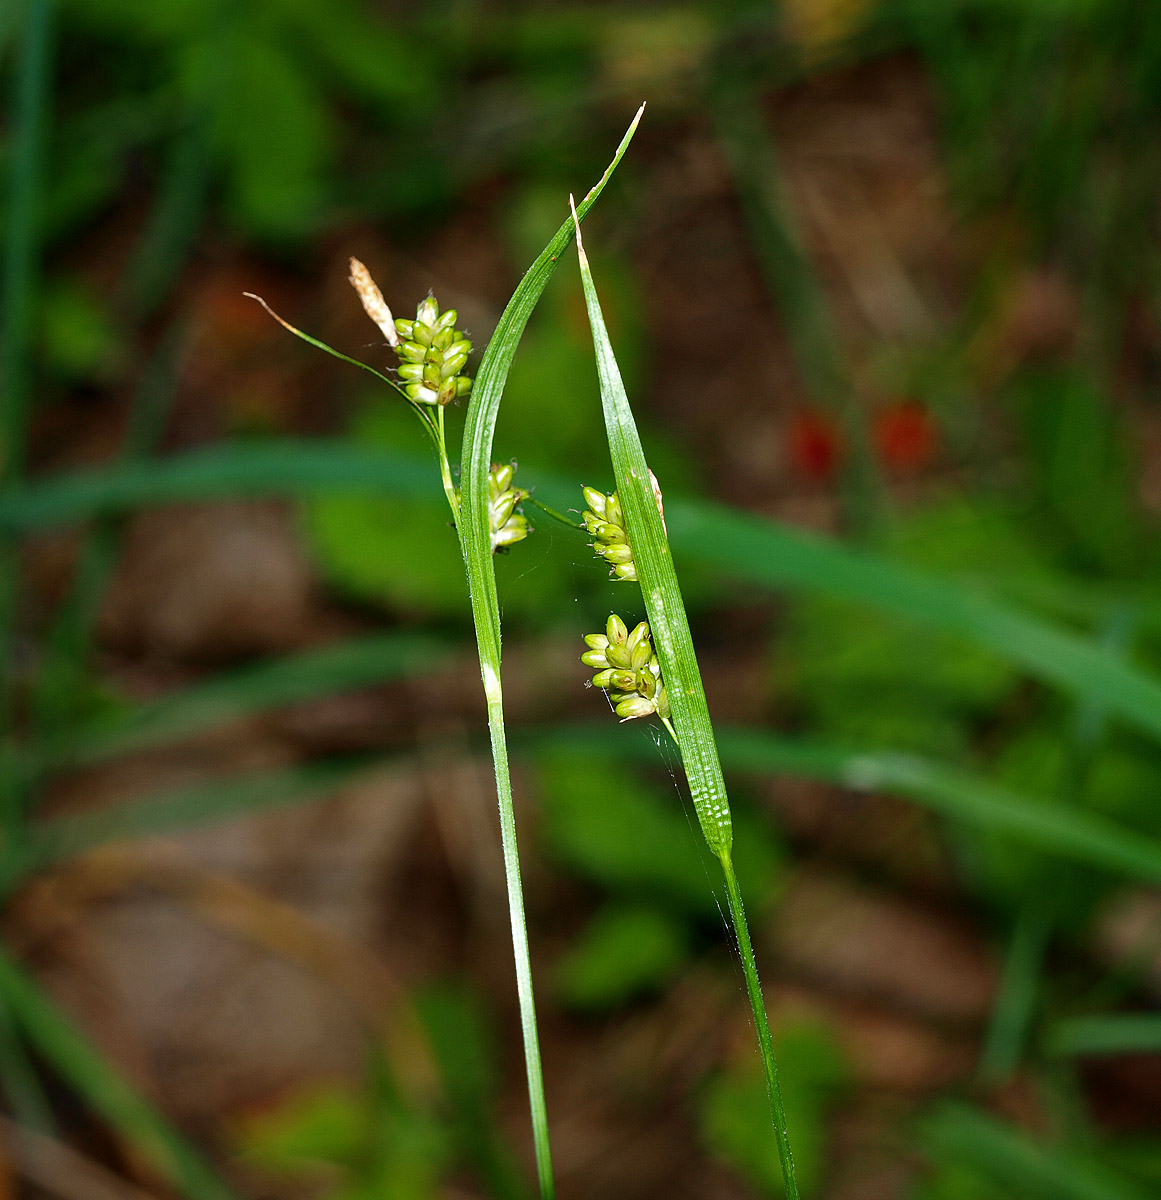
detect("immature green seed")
[581,616,670,722]
[487,461,531,553]
[581,486,637,581]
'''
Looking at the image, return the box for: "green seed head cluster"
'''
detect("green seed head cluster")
[489,463,530,552]
[581,615,669,721]
[394,296,473,406]
[581,486,636,581]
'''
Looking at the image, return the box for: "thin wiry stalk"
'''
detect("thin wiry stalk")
[720,855,799,1199]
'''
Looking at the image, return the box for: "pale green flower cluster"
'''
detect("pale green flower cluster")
[394,296,473,407]
[581,614,669,721]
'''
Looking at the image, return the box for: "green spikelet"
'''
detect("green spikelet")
[581,486,636,581]
[394,295,473,406]
[581,615,669,721]
[488,462,531,552]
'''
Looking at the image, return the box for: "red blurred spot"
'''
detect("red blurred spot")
[873,401,937,473]
[788,410,843,481]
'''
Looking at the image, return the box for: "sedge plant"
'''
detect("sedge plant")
[250,108,798,1199]
[249,109,645,1200]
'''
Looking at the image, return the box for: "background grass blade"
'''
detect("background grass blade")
[0,441,435,531]
[0,0,55,841]
[572,212,798,1199]
[16,758,381,880]
[1046,1014,1161,1058]
[51,631,452,768]
[10,447,1161,746]
[666,498,1161,743]
[0,946,239,1200]
[455,104,644,1200]
[30,320,186,758]
[0,0,52,478]
[923,1102,1151,1200]
[530,724,1161,886]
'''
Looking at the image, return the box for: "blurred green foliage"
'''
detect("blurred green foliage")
[700,1023,850,1198]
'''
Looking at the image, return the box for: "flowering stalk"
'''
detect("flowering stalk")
[572,202,800,1200]
[251,111,645,1200]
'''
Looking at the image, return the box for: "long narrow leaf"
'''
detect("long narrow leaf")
[456,105,645,1200]
[1046,1014,1161,1057]
[572,208,798,1197]
[529,723,1161,886]
[666,497,1161,743]
[924,1103,1150,1200]
[20,758,380,876]
[9,446,1161,745]
[0,946,238,1200]
[52,632,451,768]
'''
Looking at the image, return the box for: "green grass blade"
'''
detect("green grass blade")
[0,945,239,1200]
[51,631,451,768]
[0,0,54,838]
[570,218,731,856]
[1046,1014,1161,1058]
[0,441,434,531]
[456,104,645,1200]
[529,723,1161,887]
[9,447,1161,745]
[711,93,880,533]
[978,896,1055,1082]
[571,212,798,1199]
[18,757,381,878]
[1,0,53,479]
[923,1102,1150,1200]
[667,498,1161,743]
[121,121,208,319]
[0,1003,55,1133]
[30,321,185,752]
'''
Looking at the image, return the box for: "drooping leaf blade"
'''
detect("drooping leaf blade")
[53,631,452,768]
[9,446,1161,746]
[0,946,239,1200]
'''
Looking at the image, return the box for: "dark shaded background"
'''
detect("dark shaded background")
[4,0,1161,1196]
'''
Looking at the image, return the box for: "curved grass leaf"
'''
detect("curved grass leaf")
[1046,1014,1161,1057]
[571,213,798,1198]
[52,631,452,768]
[7,447,1161,746]
[25,719,1161,894]
[923,1102,1150,1200]
[19,757,381,876]
[454,105,644,1200]
[0,946,238,1200]
[0,441,434,531]
[529,723,1161,887]
[667,498,1161,743]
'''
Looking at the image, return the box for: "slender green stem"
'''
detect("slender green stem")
[978,895,1054,1083]
[0,0,55,843]
[480,693,554,1200]
[0,1002,54,1134]
[526,496,584,530]
[432,411,551,1196]
[1,0,53,477]
[435,405,460,520]
[719,852,799,1200]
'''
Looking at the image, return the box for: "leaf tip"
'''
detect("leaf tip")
[568,193,588,265]
[243,292,299,337]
